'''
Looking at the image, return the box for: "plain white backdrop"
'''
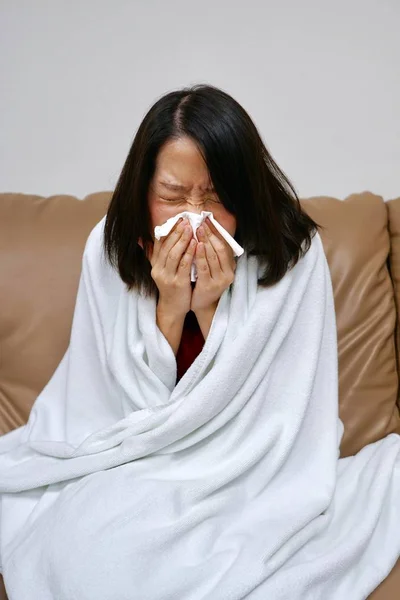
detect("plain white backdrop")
[0,0,399,200]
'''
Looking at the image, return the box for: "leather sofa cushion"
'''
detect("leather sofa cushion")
[386,197,400,405]
[0,193,110,433]
[0,191,399,459]
[301,192,400,456]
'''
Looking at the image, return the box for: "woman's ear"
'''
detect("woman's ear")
[138,238,144,249]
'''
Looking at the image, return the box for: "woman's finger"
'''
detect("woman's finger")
[195,240,211,279]
[165,224,193,272]
[156,218,187,269]
[178,238,197,276]
[197,225,221,279]
[199,221,234,276]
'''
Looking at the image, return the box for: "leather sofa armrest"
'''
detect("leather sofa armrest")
[0,575,8,600]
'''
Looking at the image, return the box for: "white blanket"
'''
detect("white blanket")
[1,216,400,600]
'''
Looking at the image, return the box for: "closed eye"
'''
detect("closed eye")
[160,197,185,202]
[160,196,221,203]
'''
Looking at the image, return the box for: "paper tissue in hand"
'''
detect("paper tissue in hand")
[154,211,244,281]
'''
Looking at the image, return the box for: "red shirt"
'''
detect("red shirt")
[176,311,205,383]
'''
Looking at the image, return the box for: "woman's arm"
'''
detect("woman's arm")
[156,301,186,356]
[193,302,218,340]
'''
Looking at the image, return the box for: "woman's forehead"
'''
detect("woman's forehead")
[154,138,211,184]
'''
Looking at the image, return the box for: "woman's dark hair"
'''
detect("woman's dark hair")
[104,83,322,297]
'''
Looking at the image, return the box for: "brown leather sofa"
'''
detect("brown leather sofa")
[0,191,400,599]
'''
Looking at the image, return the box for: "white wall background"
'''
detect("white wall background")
[0,0,399,200]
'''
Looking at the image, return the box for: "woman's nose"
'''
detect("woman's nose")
[186,200,205,213]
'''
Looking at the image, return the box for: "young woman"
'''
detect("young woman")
[103,84,318,383]
[1,84,400,600]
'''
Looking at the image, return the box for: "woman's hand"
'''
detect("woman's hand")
[190,218,236,314]
[148,217,196,318]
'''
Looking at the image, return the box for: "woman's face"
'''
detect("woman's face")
[147,136,237,240]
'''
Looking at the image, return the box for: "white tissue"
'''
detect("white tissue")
[154,211,244,281]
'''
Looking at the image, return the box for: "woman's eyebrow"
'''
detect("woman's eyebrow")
[160,182,190,191]
[159,181,215,192]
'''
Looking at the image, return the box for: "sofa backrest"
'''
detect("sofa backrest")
[303,193,400,455]
[386,198,400,397]
[1,191,399,457]
[0,193,110,434]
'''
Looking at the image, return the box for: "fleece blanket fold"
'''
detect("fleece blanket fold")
[0,216,399,600]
